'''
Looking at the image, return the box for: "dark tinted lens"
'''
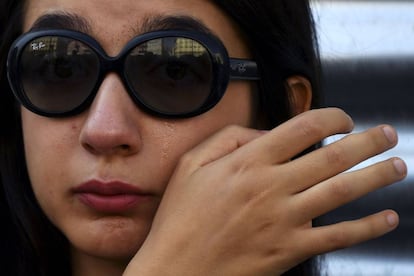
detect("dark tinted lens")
[20,36,100,113]
[125,37,213,114]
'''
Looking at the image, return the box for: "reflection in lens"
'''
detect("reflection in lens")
[125,37,213,114]
[20,36,99,113]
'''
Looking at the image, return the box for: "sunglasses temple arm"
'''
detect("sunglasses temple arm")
[229,58,260,80]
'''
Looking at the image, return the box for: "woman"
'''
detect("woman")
[0,0,406,275]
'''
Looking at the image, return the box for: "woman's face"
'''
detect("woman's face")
[22,0,257,263]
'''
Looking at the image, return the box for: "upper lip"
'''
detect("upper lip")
[72,180,149,196]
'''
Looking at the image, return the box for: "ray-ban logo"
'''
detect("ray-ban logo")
[31,41,46,51]
[231,62,247,74]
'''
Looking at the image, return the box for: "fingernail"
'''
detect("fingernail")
[382,126,397,144]
[387,213,399,227]
[393,158,407,176]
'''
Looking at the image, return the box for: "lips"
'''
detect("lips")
[72,180,152,213]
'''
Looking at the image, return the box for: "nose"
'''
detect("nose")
[79,74,142,157]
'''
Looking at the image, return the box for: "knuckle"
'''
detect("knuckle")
[324,144,347,167]
[296,116,325,139]
[328,177,352,199]
[221,124,244,135]
[177,151,195,168]
[327,228,351,249]
[228,158,250,175]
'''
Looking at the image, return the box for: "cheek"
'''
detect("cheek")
[157,81,257,161]
[211,81,258,127]
[21,110,78,203]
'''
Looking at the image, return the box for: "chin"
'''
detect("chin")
[68,216,151,261]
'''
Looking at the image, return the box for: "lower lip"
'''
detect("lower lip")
[77,193,146,213]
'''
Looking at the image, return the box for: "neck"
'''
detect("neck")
[71,248,129,276]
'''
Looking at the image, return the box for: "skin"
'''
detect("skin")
[21,0,407,276]
[22,0,265,274]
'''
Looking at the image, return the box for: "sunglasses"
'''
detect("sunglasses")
[7,29,260,118]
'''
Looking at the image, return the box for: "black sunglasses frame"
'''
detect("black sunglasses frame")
[7,29,260,118]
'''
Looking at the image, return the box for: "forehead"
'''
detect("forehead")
[23,0,251,57]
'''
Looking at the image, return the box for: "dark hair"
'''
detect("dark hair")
[212,0,321,128]
[0,1,320,275]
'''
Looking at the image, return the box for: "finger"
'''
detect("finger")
[293,158,407,221]
[299,210,399,258]
[239,108,354,165]
[180,125,265,169]
[278,125,399,194]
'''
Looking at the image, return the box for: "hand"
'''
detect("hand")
[124,108,406,276]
